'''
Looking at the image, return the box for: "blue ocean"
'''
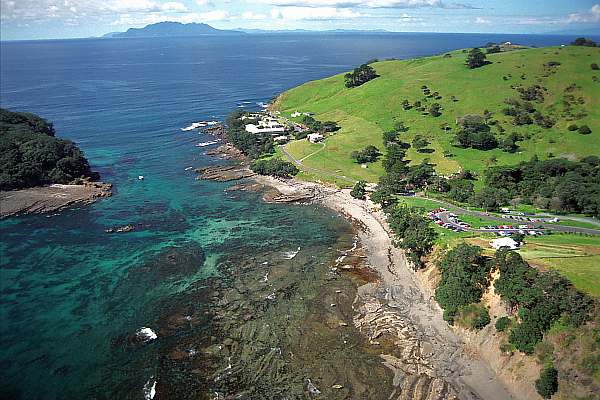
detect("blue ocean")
[0,33,583,399]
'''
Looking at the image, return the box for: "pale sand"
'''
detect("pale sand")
[254,175,523,400]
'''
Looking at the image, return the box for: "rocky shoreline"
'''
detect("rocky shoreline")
[250,175,521,400]
[0,181,112,219]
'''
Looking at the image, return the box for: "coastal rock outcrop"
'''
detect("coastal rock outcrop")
[0,182,112,219]
[195,165,255,182]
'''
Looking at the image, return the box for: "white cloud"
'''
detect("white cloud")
[475,16,491,24]
[567,4,600,23]
[195,0,215,7]
[112,9,229,26]
[242,11,268,20]
[254,0,477,9]
[108,0,187,13]
[270,6,363,20]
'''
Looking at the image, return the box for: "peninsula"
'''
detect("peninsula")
[219,41,600,400]
[0,108,111,218]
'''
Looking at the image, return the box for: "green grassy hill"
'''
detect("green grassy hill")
[275,45,600,185]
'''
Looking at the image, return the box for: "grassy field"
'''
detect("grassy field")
[276,45,600,184]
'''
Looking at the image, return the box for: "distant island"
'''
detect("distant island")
[103,22,393,39]
[104,21,242,38]
[0,108,111,218]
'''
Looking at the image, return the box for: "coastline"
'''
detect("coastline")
[252,174,526,400]
[0,182,112,219]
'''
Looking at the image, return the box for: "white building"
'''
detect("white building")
[490,237,519,250]
[273,135,289,143]
[307,133,324,143]
[245,117,286,134]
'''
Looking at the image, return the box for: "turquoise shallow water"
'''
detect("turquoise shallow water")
[0,33,580,399]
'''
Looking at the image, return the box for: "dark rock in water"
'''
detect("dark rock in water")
[137,242,206,281]
[105,224,134,233]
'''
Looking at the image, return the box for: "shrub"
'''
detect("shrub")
[592,63,599,71]
[350,180,367,200]
[495,316,510,332]
[250,158,298,178]
[535,365,558,399]
[578,125,592,135]
[567,124,579,131]
[351,145,381,164]
[472,307,491,329]
[429,103,442,117]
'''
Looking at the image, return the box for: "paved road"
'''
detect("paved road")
[280,144,600,236]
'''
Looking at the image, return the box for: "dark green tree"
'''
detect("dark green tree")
[466,48,488,69]
[350,180,367,200]
[535,365,558,399]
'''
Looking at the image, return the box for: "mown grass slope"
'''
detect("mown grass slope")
[275,46,600,185]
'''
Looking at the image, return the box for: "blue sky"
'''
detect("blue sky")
[1,0,599,40]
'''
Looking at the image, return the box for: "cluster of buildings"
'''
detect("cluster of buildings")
[242,111,324,144]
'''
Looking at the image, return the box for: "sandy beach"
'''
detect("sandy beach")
[253,175,525,400]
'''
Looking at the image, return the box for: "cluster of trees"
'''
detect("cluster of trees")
[226,111,274,158]
[454,115,498,150]
[250,157,298,178]
[466,48,489,69]
[571,37,597,47]
[483,156,600,217]
[487,45,502,54]
[434,244,492,323]
[502,97,555,128]
[494,249,592,354]
[0,108,98,190]
[351,145,380,164]
[386,204,438,267]
[344,63,379,88]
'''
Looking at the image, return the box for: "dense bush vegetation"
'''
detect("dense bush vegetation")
[482,157,600,217]
[350,180,367,200]
[226,111,274,158]
[351,145,381,164]
[250,157,298,178]
[344,63,379,88]
[495,316,510,332]
[435,244,492,322]
[386,204,437,267]
[0,108,98,190]
[535,365,559,399]
[494,250,592,354]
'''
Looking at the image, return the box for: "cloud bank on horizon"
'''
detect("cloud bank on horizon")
[0,0,599,39]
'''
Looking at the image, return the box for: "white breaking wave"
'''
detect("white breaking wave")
[136,327,157,343]
[196,140,219,147]
[283,247,301,259]
[143,378,156,400]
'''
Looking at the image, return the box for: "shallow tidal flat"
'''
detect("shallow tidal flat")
[113,222,395,399]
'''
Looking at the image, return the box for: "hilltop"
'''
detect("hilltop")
[275,45,600,184]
